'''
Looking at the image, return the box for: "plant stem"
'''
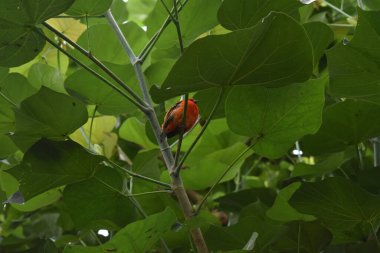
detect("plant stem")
[372,137,380,167]
[357,144,364,171]
[37,29,147,112]
[195,139,258,215]
[324,1,353,19]
[89,105,97,149]
[138,0,189,63]
[105,10,209,253]
[175,88,224,174]
[0,91,18,108]
[42,22,148,111]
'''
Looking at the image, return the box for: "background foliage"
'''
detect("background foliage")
[1,0,380,252]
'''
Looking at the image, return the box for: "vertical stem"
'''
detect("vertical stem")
[105,10,209,253]
[372,137,380,167]
[357,144,364,171]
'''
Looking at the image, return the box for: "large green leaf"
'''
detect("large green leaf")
[302,100,380,155]
[205,202,284,251]
[218,0,302,30]
[65,63,140,115]
[63,166,136,229]
[151,12,313,102]
[266,183,315,222]
[226,78,325,158]
[28,63,66,93]
[0,72,38,104]
[273,222,333,253]
[0,70,38,134]
[289,177,380,230]
[13,87,88,149]
[145,0,221,48]
[162,143,253,190]
[119,117,157,149]
[65,0,113,16]
[327,9,380,103]
[303,22,334,71]
[0,0,74,67]
[6,139,103,200]
[64,208,177,253]
[0,135,18,158]
[71,22,148,65]
[0,0,75,24]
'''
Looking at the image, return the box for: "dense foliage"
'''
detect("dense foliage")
[1,0,380,252]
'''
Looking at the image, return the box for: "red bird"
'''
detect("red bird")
[162,98,200,138]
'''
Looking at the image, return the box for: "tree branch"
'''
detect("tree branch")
[105,9,209,253]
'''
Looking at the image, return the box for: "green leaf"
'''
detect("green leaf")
[28,63,66,93]
[0,135,18,158]
[71,22,148,65]
[119,117,157,149]
[13,87,88,149]
[65,0,113,16]
[292,152,347,177]
[273,221,333,253]
[205,202,284,251]
[64,208,177,253]
[363,0,380,10]
[145,0,222,48]
[63,165,136,229]
[266,183,315,222]
[164,143,253,190]
[0,0,74,67]
[6,139,103,200]
[218,0,302,30]
[0,72,38,104]
[127,0,157,25]
[151,12,313,102]
[0,71,38,134]
[65,63,140,115]
[302,100,380,155]
[193,87,229,119]
[226,78,326,158]
[327,9,380,103]
[0,0,75,24]
[289,177,380,230]
[303,22,334,71]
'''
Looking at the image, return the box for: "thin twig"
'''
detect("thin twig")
[159,0,175,21]
[42,22,148,111]
[138,0,190,63]
[36,29,147,112]
[195,139,259,215]
[107,160,172,188]
[0,91,18,107]
[89,105,97,149]
[324,1,353,18]
[172,0,187,173]
[175,88,224,174]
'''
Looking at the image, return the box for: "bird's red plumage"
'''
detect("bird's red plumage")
[162,99,199,138]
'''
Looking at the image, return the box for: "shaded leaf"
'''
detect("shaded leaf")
[267,183,315,222]
[226,78,326,158]
[302,100,380,155]
[218,0,302,30]
[13,87,88,149]
[28,63,66,93]
[64,208,177,253]
[6,139,103,200]
[63,165,136,229]
[119,117,157,149]
[289,177,380,230]
[65,0,113,16]
[151,12,313,102]
[327,9,380,103]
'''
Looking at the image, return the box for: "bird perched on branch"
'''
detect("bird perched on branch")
[161,98,199,138]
